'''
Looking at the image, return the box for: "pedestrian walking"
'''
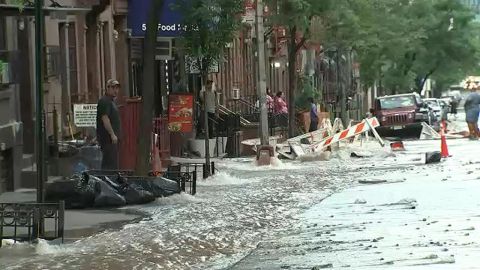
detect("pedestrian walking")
[464,89,480,140]
[96,79,121,170]
[274,91,288,127]
[450,98,458,118]
[266,88,274,113]
[200,80,218,138]
[308,97,318,132]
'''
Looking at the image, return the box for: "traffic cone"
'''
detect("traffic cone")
[440,123,450,158]
[152,134,162,175]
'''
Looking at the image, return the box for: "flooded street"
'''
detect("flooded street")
[0,141,390,270]
[231,139,480,269]
[1,137,479,270]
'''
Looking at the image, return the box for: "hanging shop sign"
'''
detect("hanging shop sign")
[128,0,184,37]
[168,94,194,132]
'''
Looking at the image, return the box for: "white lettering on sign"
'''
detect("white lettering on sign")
[142,23,183,32]
[73,104,97,128]
[141,23,198,32]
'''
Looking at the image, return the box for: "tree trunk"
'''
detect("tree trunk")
[135,0,163,176]
[287,25,297,138]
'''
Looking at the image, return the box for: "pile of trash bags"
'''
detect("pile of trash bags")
[45,172,180,209]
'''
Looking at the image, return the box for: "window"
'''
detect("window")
[58,22,79,101]
[379,96,415,109]
[45,46,61,78]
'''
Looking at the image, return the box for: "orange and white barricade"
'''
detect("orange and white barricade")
[311,117,384,153]
[332,118,344,134]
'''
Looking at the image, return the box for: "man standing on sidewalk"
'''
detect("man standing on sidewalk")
[200,80,218,138]
[96,79,121,169]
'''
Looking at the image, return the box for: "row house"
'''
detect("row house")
[0,0,128,193]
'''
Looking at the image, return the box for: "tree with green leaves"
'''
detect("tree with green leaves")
[322,0,480,96]
[177,0,243,176]
[265,0,331,137]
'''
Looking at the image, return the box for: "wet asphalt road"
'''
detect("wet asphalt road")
[1,120,479,270]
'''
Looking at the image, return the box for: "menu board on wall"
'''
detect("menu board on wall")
[168,94,194,133]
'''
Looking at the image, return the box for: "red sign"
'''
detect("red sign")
[168,94,194,132]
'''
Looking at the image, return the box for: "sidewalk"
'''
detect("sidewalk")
[0,189,146,241]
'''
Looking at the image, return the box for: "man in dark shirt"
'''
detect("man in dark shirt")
[96,79,121,169]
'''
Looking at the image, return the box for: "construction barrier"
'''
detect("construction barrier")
[312,117,382,152]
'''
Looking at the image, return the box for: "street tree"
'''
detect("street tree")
[135,0,164,175]
[324,0,480,95]
[266,0,331,137]
[177,0,243,176]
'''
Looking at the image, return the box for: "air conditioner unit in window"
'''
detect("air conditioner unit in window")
[232,87,240,100]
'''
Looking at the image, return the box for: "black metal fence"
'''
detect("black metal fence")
[0,201,65,247]
[163,162,216,196]
[227,96,259,122]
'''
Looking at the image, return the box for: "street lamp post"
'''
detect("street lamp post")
[35,0,46,203]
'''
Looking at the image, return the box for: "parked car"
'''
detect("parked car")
[423,98,443,121]
[438,99,450,119]
[373,92,434,137]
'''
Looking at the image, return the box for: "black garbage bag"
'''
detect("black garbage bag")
[152,177,181,195]
[127,177,180,197]
[93,179,126,207]
[425,151,442,164]
[123,185,155,205]
[110,174,155,204]
[45,173,96,209]
[100,175,124,193]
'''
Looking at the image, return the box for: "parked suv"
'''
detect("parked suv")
[373,93,433,137]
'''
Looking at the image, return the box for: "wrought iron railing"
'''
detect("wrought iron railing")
[163,162,217,195]
[227,95,259,122]
[0,201,65,247]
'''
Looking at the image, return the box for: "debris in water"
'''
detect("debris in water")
[359,179,387,184]
[312,263,333,269]
[423,254,439,260]
[354,199,367,204]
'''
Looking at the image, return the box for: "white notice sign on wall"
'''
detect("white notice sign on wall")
[73,104,97,127]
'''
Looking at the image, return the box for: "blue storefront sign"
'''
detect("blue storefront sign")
[128,0,184,37]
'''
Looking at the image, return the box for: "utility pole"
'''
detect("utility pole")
[35,0,46,203]
[255,0,272,165]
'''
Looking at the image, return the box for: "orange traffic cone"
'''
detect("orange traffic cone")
[152,134,162,175]
[440,122,450,158]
